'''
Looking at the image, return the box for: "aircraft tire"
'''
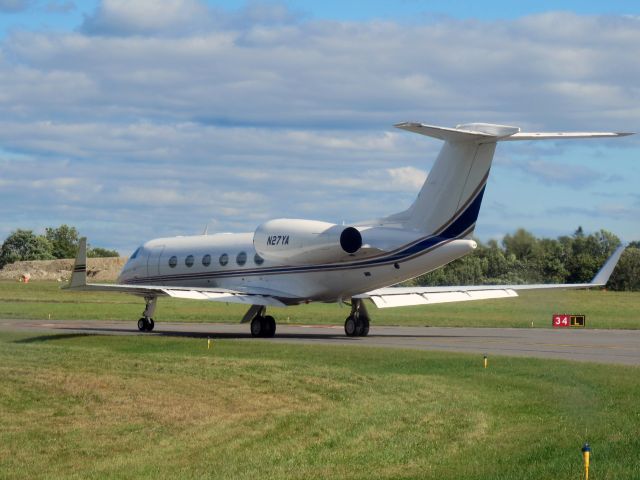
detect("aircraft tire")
[138,317,154,332]
[354,318,365,336]
[344,316,357,336]
[137,318,147,332]
[264,315,276,337]
[360,317,369,337]
[250,317,263,337]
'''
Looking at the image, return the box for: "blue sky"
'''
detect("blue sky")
[0,0,639,253]
[1,1,638,34]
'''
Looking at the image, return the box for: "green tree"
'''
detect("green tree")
[564,228,620,283]
[45,225,79,259]
[502,228,540,261]
[0,230,54,268]
[538,238,569,283]
[608,247,640,291]
[88,247,120,258]
[412,227,631,289]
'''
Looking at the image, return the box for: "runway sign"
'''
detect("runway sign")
[552,314,586,328]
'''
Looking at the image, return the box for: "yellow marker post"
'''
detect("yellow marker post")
[483,355,488,369]
[582,443,591,480]
[207,337,212,350]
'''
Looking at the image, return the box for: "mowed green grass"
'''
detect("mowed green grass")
[0,281,639,329]
[0,330,638,479]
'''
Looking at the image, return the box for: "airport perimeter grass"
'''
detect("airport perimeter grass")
[0,330,638,479]
[0,281,639,329]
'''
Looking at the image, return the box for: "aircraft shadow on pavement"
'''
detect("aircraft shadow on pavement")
[36,325,520,341]
[53,326,351,340]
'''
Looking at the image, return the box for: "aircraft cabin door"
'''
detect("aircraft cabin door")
[146,245,165,277]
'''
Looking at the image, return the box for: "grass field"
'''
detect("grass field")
[0,281,639,329]
[0,330,638,479]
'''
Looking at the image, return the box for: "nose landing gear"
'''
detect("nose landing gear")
[137,296,157,332]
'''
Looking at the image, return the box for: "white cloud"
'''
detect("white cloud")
[518,159,600,186]
[387,166,427,190]
[0,4,638,250]
[81,0,213,36]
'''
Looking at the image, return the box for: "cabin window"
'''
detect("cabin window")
[236,251,247,266]
[168,256,177,268]
[202,254,211,267]
[185,255,194,267]
[219,253,229,266]
[254,253,264,265]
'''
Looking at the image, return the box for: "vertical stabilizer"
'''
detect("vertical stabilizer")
[385,123,515,236]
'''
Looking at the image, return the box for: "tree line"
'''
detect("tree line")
[409,227,639,291]
[1,225,638,291]
[0,225,119,269]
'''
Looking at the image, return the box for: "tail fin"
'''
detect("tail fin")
[385,122,632,236]
[65,237,87,289]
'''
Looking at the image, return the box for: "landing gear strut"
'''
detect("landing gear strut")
[244,305,277,338]
[138,296,157,332]
[344,298,370,337]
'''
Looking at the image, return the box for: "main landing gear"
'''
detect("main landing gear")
[242,300,370,338]
[244,305,277,338]
[344,298,370,337]
[137,296,157,332]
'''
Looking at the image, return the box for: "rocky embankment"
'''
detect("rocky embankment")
[0,257,127,282]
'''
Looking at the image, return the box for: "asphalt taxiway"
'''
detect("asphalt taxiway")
[1,319,639,366]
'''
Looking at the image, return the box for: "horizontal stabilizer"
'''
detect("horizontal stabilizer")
[395,122,633,143]
[394,122,518,142]
[502,131,633,141]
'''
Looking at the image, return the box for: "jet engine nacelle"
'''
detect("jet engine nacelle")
[254,219,363,264]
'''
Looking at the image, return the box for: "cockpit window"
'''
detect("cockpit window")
[130,247,142,260]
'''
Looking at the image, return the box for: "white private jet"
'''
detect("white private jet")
[66,122,632,337]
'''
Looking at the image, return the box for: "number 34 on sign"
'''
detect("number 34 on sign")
[552,314,586,328]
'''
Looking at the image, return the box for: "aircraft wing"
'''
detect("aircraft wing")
[70,282,291,307]
[358,245,626,308]
[64,238,294,307]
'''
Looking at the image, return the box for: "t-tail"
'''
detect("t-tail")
[384,122,632,237]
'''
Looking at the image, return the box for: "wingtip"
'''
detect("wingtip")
[67,237,88,289]
[590,244,626,286]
